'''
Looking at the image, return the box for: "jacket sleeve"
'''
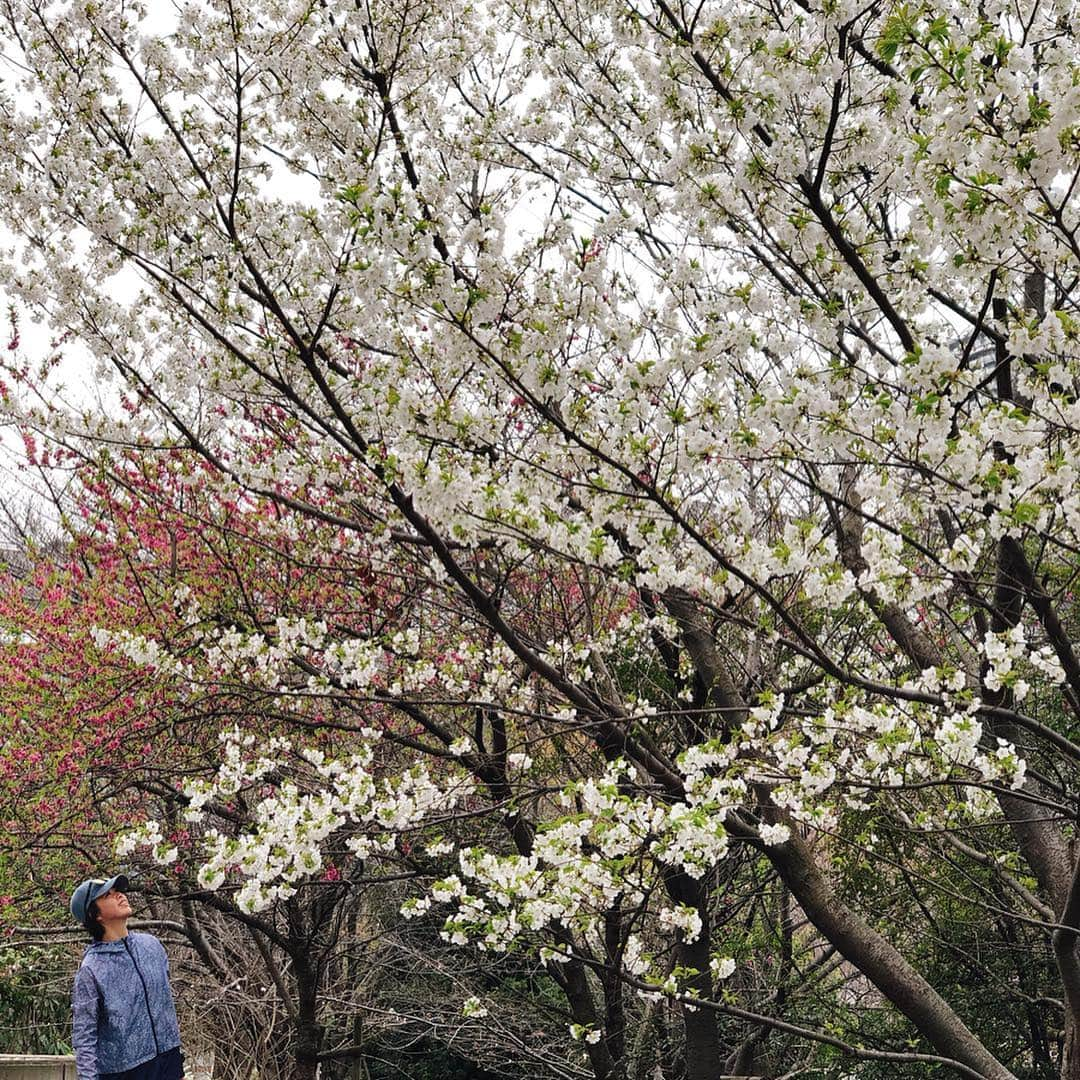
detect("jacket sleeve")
[71,965,100,1080]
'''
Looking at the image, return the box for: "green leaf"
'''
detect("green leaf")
[876,9,911,62]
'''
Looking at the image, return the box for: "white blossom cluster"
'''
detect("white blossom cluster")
[90,626,190,678]
[117,727,475,914]
[983,625,1065,699]
[414,682,1029,977]
[115,818,178,867]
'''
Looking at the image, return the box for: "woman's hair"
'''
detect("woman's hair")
[84,899,106,942]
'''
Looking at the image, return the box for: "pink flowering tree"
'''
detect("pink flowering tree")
[2,451,610,1079]
[1,0,1080,1077]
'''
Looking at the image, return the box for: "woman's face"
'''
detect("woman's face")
[95,887,132,922]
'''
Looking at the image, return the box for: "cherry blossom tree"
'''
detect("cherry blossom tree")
[2,0,1080,1076]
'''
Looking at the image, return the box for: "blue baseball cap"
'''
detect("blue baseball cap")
[69,874,130,924]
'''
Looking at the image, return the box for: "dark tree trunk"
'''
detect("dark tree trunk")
[664,871,720,1080]
[291,946,324,1080]
[603,906,628,1066]
[552,926,617,1080]
[1061,1020,1080,1080]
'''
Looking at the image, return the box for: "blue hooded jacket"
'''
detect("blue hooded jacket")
[71,931,182,1079]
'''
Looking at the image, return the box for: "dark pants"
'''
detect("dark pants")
[100,1046,183,1080]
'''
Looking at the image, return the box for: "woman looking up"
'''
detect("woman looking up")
[69,875,185,1080]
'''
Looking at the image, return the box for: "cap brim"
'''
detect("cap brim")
[88,873,130,905]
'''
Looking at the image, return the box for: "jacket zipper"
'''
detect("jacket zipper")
[123,936,161,1057]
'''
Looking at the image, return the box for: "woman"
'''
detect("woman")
[69,874,184,1080]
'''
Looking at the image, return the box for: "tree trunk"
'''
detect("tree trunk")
[664,871,720,1080]
[1062,1024,1080,1080]
[291,1050,319,1080]
[556,928,618,1080]
[603,906,628,1066]
[292,949,324,1080]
